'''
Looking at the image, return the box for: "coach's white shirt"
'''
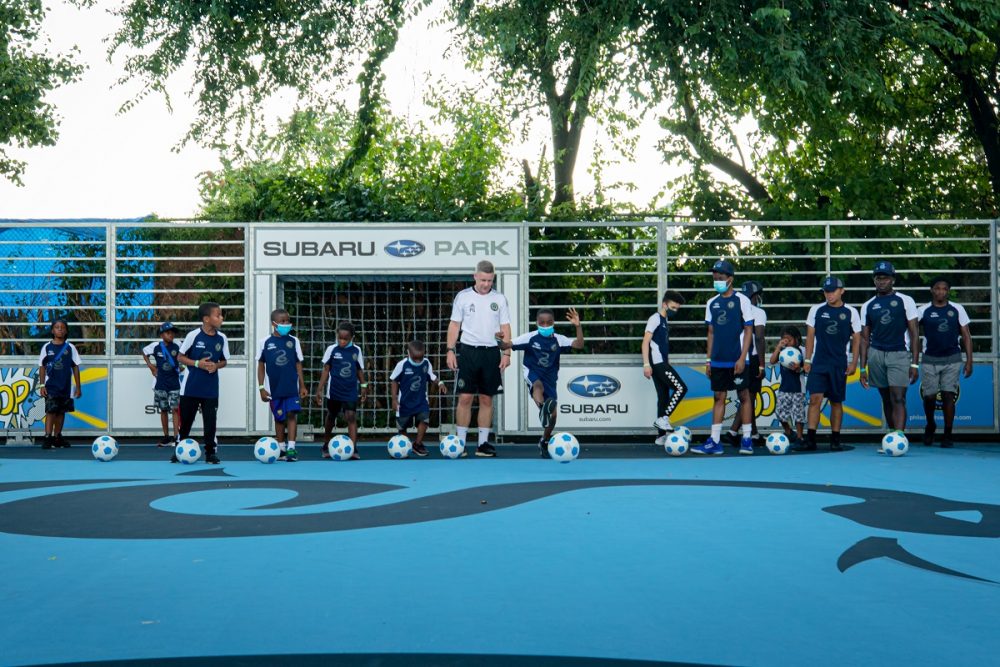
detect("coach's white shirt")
[450,287,511,346]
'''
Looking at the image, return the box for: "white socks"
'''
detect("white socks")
[711,424,722,441]
[457,427,468,445]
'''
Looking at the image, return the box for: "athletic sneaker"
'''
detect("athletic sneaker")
[940,439,954,449]
[42,435,54,450]
[739,437,754,455]
[654,434,670,446]
[541,398,557,429]
[720,432,739,447]
[475,442,497,457]
[412,441,428,457]
[169,453,179,463]
[690,438,724,456]
[206,452,221,464]
[653,415,674,432]
[285,448,298,462]
[55,435,71,448]
[157,437,173,447]
[922,427,935,447]
[349,451,361,461]
[538,437,550,458]
[792,440,817,452]
[321,444,331,459]
[751,433,765,447]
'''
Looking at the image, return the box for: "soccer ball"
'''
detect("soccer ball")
[91,435,118,462]
[766,432,791,455]
[328,434,355,461]
[439,435,465,459]
[673,425,693,443]
[663,433,688,456]
[254,436,280,464]
[388,434,412,459]
[882,431,909,457]
[547,432,580,463]
[779,347,803,369]
[175,438,202,464]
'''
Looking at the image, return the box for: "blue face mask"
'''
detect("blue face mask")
[275,323,293,336]
[713,280,729,293]
[665,308,679,319]
[537,326,555,337]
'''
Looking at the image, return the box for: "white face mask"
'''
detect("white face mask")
[713,280,729,293]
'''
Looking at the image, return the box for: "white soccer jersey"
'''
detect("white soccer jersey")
[449,287,512,346]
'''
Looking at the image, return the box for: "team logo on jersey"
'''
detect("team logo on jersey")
[727,301,735,309]
[937,321,951,332]
[286,340,294,348]
[947,311,955,318]
[839,313,846,320]
[716,311,729,325]
[384,240,425,258]
[879,312,893,325]
[567,375,621,398]
[490,302,499,311]
[825,323,839,335]
[215,343,222,352]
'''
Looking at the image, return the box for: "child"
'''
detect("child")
[256,309,308,462]
[498,307,584,457]
[769,326,806,445]
[37,319,82,449]
[389,339,447,457]
[691,259,755,456]
[315,321,367,460]
[725,280,767,447]
[641,290,687,445]
[142,322,183,447]
[174,302,229,464]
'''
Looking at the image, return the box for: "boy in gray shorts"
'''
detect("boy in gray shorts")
[142,322,183,447]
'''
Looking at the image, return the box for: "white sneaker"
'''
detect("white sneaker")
[654,434,669,446]
[653,416,673,432]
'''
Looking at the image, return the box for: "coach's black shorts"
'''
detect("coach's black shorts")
[45,395,75,415]
[326,398,358,419]
[710,365,752,393]
[456,343,504,396]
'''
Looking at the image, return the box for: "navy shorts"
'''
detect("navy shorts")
[326,398,358,419]
[397,411,430,431]
[524,369,557,401]
[710,365,751,393]
[806,366,848,403]
[269,396,302,423]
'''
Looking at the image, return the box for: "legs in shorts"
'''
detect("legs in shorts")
[804,367,847,449]
[455,345,502,451]
[524,370,558,441]
[920,362,961,446]
[323,398,358,457]
[154,389,181,443]
[868,349,910,431]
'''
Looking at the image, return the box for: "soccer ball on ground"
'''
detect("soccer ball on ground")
[881,431,909,457]
[439,435,465,459]
[779,347,804,369]
[328,435,355,461]
[547,432,580,463]
[175,438,202,464]
[388,434,412,459]
[663,433,688,456]
[91,435,118,462]
[766,432,791,455]
[673,425,693,443]
[254,436,280,464]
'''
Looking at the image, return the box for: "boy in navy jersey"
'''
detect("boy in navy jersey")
[641,291,687,445]
[798,276,861,451]
[390,339,447,457]
[256,309,308,461]
[769,326,806,445]
[499,307,584,456]
[173,302,229,464]
[315,321,367,460]
[142,322,183,447]
[859,260,919,439]
[691,260,755,456]
[916,278,972,448]
[37,319,82,449]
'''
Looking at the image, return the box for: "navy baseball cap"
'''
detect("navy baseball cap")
[741,280,763,297]
[822,276,844,292]
[158,322,180,334]
[872,260,895,276]
[712,259,735,276]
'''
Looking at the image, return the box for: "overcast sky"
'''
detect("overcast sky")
[0,1,675,220]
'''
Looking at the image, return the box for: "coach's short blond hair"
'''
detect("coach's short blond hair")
[476,260,495,274]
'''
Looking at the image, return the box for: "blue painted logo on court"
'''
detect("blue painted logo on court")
[567,374,621,398]
[384,240,425,258]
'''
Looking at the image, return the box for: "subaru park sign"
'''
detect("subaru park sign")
[254,225,520,272]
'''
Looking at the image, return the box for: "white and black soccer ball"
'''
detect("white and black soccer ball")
[439,435,465,459]
[254,436,280,464]
[175,438,202,464]
[547,432,580,463]
[779,347,803,369]
[766,432,791,455]
[663,433,688,456]
[388,434,412,459]
[881,431,909,457]
[91,435,118,462]
[328,435,355,461]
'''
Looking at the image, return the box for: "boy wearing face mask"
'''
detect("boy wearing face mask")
[256,309,308,461]
[390,339,448,457]
[691,260,755,456]
[642,290,687,445]
[498,307,584,457]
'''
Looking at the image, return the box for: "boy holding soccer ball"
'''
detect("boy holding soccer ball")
[256,309,308,462]
[390,339,447,457]
[769,326,806,445]
[497,308,584,457]
[314,321,367,460]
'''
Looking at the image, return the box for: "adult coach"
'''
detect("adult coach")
[446,260,512,457]
[859,260,919,439]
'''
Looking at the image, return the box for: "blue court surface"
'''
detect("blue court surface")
[1,441,998,667]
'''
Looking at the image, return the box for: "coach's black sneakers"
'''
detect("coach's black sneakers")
[720,432,739,448]
[42,435,55,450]
[475,442,497,457]
[412,441,428,457]
[538,437,550,458]
[205,451,221,464]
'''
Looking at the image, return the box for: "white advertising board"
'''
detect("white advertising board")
[538,363,656,432]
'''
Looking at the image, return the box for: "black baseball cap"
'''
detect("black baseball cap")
[873,260,896,276]
[822,276,844,292]
[712,259,735,276]
[158,322,180,334]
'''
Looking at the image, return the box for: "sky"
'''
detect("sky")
[0,1,676,220]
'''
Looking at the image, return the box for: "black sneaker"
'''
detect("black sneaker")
[475,442,497,457]
[720,432,739,447]
[205,452,221,464]
[940,439,954,449]
[42,435,54,450]
[538,437,550,458]
[285,448,298,462]
[158,437,173,447]
[751,433,765,447]
[792,440,817,452]
[56,435,71,448]
[922,428,935,447]
[830,441,845,452]
[412,441,428,457]
[169,453,179,463]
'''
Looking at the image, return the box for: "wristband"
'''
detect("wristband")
[258,384,265,390]
[447,347,457,353]
[910,363,919,369]
[643,363,651,368]
[860,367,867,373]
[195,360,200,368]
[804,358,813,364]
[360,383,369,388]
[502,351,511,356]
[704,359,711,363]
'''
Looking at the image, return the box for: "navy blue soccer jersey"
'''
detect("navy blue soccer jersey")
[511,331,575,388]
[256,335,304,398]
[178,328,230,399]
[37,341,81,397]
[704,293,754,367]
[861,292,918,352]
[322,343,364,401]
[917,302,970,358]
[644,313,670,364]
[142,340,183,391]
[777,345,806,394]
[806,304,861,368]
[390,357,438,416]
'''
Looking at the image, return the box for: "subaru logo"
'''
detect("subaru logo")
[567,374,621,398]
[384,240,425,258]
